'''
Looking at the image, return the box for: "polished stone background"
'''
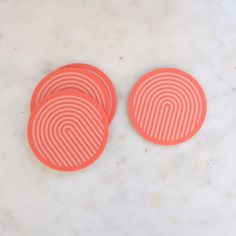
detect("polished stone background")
[0,0,236,235]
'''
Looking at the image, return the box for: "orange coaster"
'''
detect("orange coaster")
[30,68,110,119]
[60,63,117,123]
[28,91,109,171]
[128,68,207,145]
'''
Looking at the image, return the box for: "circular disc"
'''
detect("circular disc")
[128,68,207,145]
[30,68,111,119]
[28,91,109,171]
[59,63,117,123]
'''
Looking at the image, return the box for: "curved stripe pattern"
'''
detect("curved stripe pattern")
[28,91,109,171]
[30,68,110,119]
[59,63,117,123]
[128,68,207,145]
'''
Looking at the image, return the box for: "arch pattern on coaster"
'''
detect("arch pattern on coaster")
[30,68,110,119]
[128,68,207,145]
[28,92,109,171]
[59,63,117,123]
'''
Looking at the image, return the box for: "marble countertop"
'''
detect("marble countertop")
[0,0,236,235]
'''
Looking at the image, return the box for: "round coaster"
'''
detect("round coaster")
[30,68,110,119]
[128,68,207,145]
[60,63,117,123]
[28,91,109,171]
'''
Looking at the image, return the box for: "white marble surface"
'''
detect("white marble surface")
[0,0,236,235]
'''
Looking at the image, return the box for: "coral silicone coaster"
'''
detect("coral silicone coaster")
[28,91,109,171]
[60,63,117,123]
[30,68,110,119]
[128,68,207,145]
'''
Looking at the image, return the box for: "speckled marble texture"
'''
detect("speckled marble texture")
[0,0,236,235]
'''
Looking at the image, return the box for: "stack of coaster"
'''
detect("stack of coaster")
[28,64,117,171]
